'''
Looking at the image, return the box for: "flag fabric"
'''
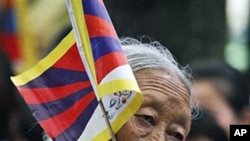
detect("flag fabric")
[11,0,142,141]
[0,0,38,72]
[0,0,21,63]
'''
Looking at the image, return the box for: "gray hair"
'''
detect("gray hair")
[120,37,198,119]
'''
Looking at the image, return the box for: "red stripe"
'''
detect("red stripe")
[0,34,21,62]
[2,0,12,9]
[39,91,95,138]
[18,81,91,104]
[85,15,118,39]
[53,44,86,72]
[95,52,127,83]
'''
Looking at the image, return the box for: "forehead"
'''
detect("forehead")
[134,68,189,97]
[134,68,191,120]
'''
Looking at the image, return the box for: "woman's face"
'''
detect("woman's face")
[116,69,191,141]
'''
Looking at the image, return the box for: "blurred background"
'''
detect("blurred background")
[0,0,250,141]
[1,0,250,75]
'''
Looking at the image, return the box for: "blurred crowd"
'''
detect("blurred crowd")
[187,59,250,141]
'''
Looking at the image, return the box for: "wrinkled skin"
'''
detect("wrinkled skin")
[116,69,191,141]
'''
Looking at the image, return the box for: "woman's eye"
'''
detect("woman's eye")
[135,114,155,126]
[142,115,155,124]
[170,132,184,141]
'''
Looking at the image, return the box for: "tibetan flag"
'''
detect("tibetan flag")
[0,0,21,63]
[0,0,38,72]
[11,0,142,141]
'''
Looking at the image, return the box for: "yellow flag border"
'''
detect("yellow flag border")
[10,31,74,86]
[97,79,141,98]
[14,0,39,72]
[70,0,97,85]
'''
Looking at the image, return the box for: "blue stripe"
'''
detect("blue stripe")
[28,86,93,121]
[53,98,98,141]
[6,8,16,33]
[83,0,111,23]
[21,67,89,88]
[91,37,122,61]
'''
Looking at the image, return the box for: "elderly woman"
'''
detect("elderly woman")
[115,38,197,141]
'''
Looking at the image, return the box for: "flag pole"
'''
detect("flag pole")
[65,0,117,140]
[99,98,117,141]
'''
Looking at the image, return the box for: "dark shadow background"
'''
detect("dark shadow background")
[105,0,228,66]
